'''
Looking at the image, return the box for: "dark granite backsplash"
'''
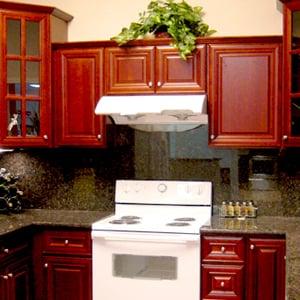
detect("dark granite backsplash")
[0,125,299,216]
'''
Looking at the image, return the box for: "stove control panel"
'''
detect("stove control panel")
[115,180,212,206]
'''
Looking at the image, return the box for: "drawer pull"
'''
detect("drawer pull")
[44,263,48,268]
[220,281,225,287]
[250,244,255,250]
[64,239,69,245]
[221,246,226,253]
[148,81,153,88]
[3,248,9,254]
[2,275,8,280]
[8,273,13,278]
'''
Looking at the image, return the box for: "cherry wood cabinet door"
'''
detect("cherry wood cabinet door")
[155,45,206,93]
[208,44,281,148]
[43,256,92,300]
[53,48,106,147]
[246,238,286,300]
[104,46,155,94]
[0,10,51,147]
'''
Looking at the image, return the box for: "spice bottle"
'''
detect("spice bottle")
[227,201,235,217]
[241,201,248,217]
[234,201,241,217]
[220,201,227,217]
[247,201,257,218]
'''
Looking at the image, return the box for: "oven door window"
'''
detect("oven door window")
[113,254,177,280]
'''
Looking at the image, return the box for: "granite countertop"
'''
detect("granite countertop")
[0,210,299,299]
[0,209,111,236]
[201,215,300,300]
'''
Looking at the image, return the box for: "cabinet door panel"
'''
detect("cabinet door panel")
[53,48,106,147]
[246,238,286,300]
[44,256,92,300]
[202,264,244,300]
[209,44,281,147]
[156,45,206,93]
[104,47,155,94]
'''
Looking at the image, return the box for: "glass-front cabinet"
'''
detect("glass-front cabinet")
[0,2,71,147]
[281,0,300,146]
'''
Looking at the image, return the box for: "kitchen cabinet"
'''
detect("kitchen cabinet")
[201,234,286,300]
[33,229,92,300]
[0,232,32,300]
[208,42,282,148]
[280,0,300,146]
[0,1,71,148]
[104,44,206,94]
[52,47,106,147]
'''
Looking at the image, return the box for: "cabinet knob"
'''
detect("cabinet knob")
[2,275,8,280]
[221,246,226,253]
[97,134,102,140]
[3,248,9,254]
[43,134,48,140]
[210,134,215,140]
[250,244,255,250]
[220,281,225,287]
[282,135,288,141]
[148,81,153,88]
[64,239,69,245]
[157,81,162,87]
[7,273,13,278]
[44,263,48,268]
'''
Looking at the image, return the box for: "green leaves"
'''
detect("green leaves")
[111,0,216,59]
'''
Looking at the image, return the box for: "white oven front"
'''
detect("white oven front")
[92,231,200,300]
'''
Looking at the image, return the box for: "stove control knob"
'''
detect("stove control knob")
[157,183,167,193]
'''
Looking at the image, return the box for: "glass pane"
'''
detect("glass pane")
[26,21,40,56]
[292,54,300,93]
[7,19,21,55]
[292,98,300,136]
[7,60,21,95]
[7,100,22,136]
[26,61,40,96]
[26,100,40,136]
[113,254,177,280]
[292,11,300,49]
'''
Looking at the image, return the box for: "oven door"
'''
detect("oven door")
[92,231,200,300]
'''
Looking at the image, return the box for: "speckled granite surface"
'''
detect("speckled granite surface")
[0,209,111,236]
[201,216,300,300]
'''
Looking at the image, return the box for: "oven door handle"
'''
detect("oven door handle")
[92,231,199,244]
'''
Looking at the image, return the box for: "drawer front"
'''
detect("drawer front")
[201,264,244,300]
[43,230,91,255]
[201,236,245,262]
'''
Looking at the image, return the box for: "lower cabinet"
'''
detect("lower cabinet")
[0,234,32,300]
[33,228,92,300]
[201,234,286,300]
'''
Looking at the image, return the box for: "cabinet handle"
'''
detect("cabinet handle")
[250,244,255,250]
[282,135,288,141]
[2,275,8,280]
[220,281,225,287]
[97,134,102,140]
[221,246,226,253]
[157,81,162,87]
[148,81,153,88]
[44,263,48,268]
[43,134,48,140]
[64,239,69,245]
[8,273,13,278]
[210,134,215,140]
[3,248,9,254]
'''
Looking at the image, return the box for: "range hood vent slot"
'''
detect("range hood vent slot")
[95,94,208,132]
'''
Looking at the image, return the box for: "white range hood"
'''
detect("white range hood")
[95,94,208,132]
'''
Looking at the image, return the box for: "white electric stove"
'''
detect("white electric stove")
[92,180,212,300]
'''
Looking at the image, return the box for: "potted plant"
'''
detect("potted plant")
[111,0,215,60]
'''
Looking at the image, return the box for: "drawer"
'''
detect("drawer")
[201,236,245,262]
[43,229,91,256]
[201,264,244,300]
[0,240,29,261]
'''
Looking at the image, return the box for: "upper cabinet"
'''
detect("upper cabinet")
[281,0,300,147]
[0,1,72,148]
[104,45,206,95]
[52,46,106,148]
[208,41,282,148]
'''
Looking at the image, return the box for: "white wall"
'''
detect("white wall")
[2,0,284,41]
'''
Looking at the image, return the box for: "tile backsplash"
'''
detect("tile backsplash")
[0,125,299,216]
